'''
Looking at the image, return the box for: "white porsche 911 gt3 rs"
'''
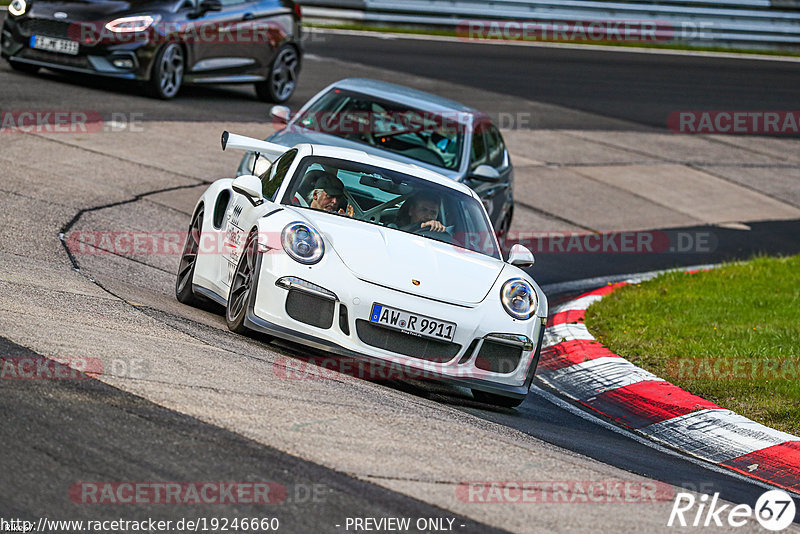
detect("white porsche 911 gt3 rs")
[175,131,547,407]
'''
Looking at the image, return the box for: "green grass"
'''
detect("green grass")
[304,22,800,58]
[584,255,800,435]
[1,0,11,6]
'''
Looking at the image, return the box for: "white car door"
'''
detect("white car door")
[220,194,255,294]
[219,148,300,298]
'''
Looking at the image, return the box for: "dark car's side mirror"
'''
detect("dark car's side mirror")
[468,164,501,182]
[270,105,291,124]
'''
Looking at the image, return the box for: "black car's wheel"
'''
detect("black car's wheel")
[255,45,299,103]
[146,43,184,99]
[226,230,259,334]
[176,205,204,305]
[8,60,40,74]
[472,389,525,408]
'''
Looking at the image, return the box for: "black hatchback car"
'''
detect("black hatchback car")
[1,0,302,100]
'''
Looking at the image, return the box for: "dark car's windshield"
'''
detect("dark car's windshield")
[281,156,500,259]
[292,89,465,171]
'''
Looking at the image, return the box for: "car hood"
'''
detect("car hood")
[28,0,174,21]
[294,208,504,305]
[268,129,462,181]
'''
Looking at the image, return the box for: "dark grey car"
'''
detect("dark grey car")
[2,0,302,100]
[237,78,514,243]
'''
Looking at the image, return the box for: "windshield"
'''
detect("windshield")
[292,89,465,171]
[281,156,500,259]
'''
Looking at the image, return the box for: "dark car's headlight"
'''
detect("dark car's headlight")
[105,14,159,33]
[281,222,324,265]
[8,0,27,16]
[500,278,537,320]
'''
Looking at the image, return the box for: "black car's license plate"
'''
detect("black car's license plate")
[30,35,79,55]
[369,304,456,342]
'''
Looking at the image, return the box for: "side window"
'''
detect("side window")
[470,128,488,170]
[486,126,507,169]
[260,149,298,201]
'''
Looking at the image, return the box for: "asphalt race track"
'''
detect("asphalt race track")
[0,337,503,532]
[2,21,800,532]
[304,31,800,131]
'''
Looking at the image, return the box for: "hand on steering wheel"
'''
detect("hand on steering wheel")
[420,220,446,233]
[400,220,446,233]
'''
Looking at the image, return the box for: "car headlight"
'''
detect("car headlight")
[500,278,537,320]
[8,0,26,16]
[281,222,324,265]
[104,15,159,33]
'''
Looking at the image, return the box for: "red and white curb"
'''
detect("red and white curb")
[538,277,800,495]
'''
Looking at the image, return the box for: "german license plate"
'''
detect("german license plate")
[30,35,79,55]
[369,304,456,342]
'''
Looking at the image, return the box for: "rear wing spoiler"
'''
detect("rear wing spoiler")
[221,131,287,163]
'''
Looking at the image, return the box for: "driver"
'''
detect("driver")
[395,191,446,233]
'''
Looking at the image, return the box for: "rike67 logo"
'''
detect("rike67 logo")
[668,489,796,531]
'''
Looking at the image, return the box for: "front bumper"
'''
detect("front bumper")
[241,249,546,399]
[2,16,154,80]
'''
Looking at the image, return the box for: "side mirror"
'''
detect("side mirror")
[270,105,291,124]
[508,244,534,268]
[232,175,263,206]
[469,164,500,182]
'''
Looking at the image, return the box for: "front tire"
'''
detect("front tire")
[255,45,299,103]
[176,205,204,306]
[226,230,259,334]
[146,43,184,99]
[472,389,525,408]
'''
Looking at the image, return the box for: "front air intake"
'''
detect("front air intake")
[355,320,461,363]
[285,290,334,329]
[474,341,523,374]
